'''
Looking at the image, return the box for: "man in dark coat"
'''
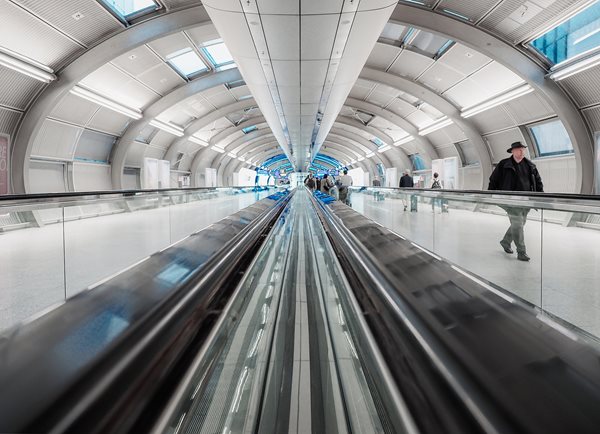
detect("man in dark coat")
[488,141,544,261]
[399,170,414,211]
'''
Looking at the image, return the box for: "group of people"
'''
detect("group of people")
[304,170,353,205]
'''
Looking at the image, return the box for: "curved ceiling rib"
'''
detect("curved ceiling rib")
[12,4,211,193]
[392,4,594,193]
[209,116,267,146]
[110,68,243,188]
[359,67,492,184]
[334,116,394,146]
[345,97,439,162]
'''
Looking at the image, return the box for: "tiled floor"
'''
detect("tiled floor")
[0,191,268,332]
[350,192,600,338]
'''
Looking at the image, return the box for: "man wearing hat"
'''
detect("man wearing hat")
[488,141,544,261]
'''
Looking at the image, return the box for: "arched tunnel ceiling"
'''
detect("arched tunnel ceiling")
[4,0,597,193]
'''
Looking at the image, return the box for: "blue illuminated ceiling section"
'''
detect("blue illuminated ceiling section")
[309,153,346,175]
[262,154,289,168]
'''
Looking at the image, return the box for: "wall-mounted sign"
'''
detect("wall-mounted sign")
[0,135,9,195]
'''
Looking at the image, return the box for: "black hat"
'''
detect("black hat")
[507,141,527,153]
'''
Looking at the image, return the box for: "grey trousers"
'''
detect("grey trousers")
[502,207,530,254]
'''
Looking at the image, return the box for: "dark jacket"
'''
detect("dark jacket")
[399,174,414,188]
[488,157,544,192]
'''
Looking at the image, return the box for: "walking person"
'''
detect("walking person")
[305,173,316,191]
[399,169,414,211]
[431,172,442,212]
[488,141,544,262]
[321,173,334,195]
[337,169,353,205]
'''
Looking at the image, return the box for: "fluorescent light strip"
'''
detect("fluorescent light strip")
[149,119,184,137]
[461,84,534,118]
[394,135,414,146]
[227,152,237,158]
[357,156,365,162]
[365,151,375,158]
[237,156,246,162]
[549,51,600,80]
[211,146,225,153]
[0,51,55,83]
[378,145,392,153]
[188,135,208,146]
[418,116,453,136]
[70,86,142,120]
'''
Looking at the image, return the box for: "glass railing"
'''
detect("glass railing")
[0,187,278,332]
[349,187,600,338]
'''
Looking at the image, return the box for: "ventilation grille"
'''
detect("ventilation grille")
[436,0,500,22]
[502,91,554,124]
[162,0,198,11]
[581,106,600,132]
[0,66,44,110]
[560,67,600,108]
[471,106,516,134]
[0,0,84,68]
[13,0,123,47]
[480,0,581,44]
[0,108,22,135]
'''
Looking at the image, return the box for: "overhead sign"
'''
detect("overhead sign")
[0,135,8,195]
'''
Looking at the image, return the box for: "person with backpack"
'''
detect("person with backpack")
[305,174,316,191]
[321,174,334,195]
[431,172,443,212]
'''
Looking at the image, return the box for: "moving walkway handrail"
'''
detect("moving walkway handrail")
[0,190,292,434]
[310,195,506,434]
[0,185,276,206]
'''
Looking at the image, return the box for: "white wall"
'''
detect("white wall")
[533,155,577,193]
[73,163,111,191]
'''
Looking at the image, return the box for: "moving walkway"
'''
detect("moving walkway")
[1,188,600,434]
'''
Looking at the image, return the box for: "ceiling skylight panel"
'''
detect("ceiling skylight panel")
[530,1,600,65]
[99,0,158,19]
[167,50,208,77]
[202,41,235,69]
[409,31,453,58]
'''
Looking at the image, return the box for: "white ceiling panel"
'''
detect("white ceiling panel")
[272,61,300,86]
[137,63,185,95]
[443,77,491,108]
[150,130,176,149]
[471,106,516,134]
[295,0,344,14]
[349,85,371,100]
[405,110,435,128]
[366,43,400,70]
[31,119,82,160]
[15,0,122,47]
[262,15,299,60]
[418,62,465,93]
[205,91,237,108]
[145,145,167,160]
[185,24,220,46]
[468,61,524,96]
[366,91,396,107]
[229,85,253,100]
[279,86,301,104]
[74,129,115,162]
[420,103,444,119]
[301,15,338,59]
[50,93,98,126]
[0,66,44,110]
[300,86,323,104]
[87,107,130,136]
[424,128,453,148]
[112,46,162,77]
[80,64,160,109]
[0,0,83,68]
[147,32,192,60]
[301,60,329,86]
[437,43,491,76]
[387,98,417,118]
[503,91,554,124]
[388,50,435,79]
[125,141,146,167]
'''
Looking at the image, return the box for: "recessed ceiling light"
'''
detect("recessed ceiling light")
[465,52,473,58]
[72,12,84,20]
[128,54,137,60]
